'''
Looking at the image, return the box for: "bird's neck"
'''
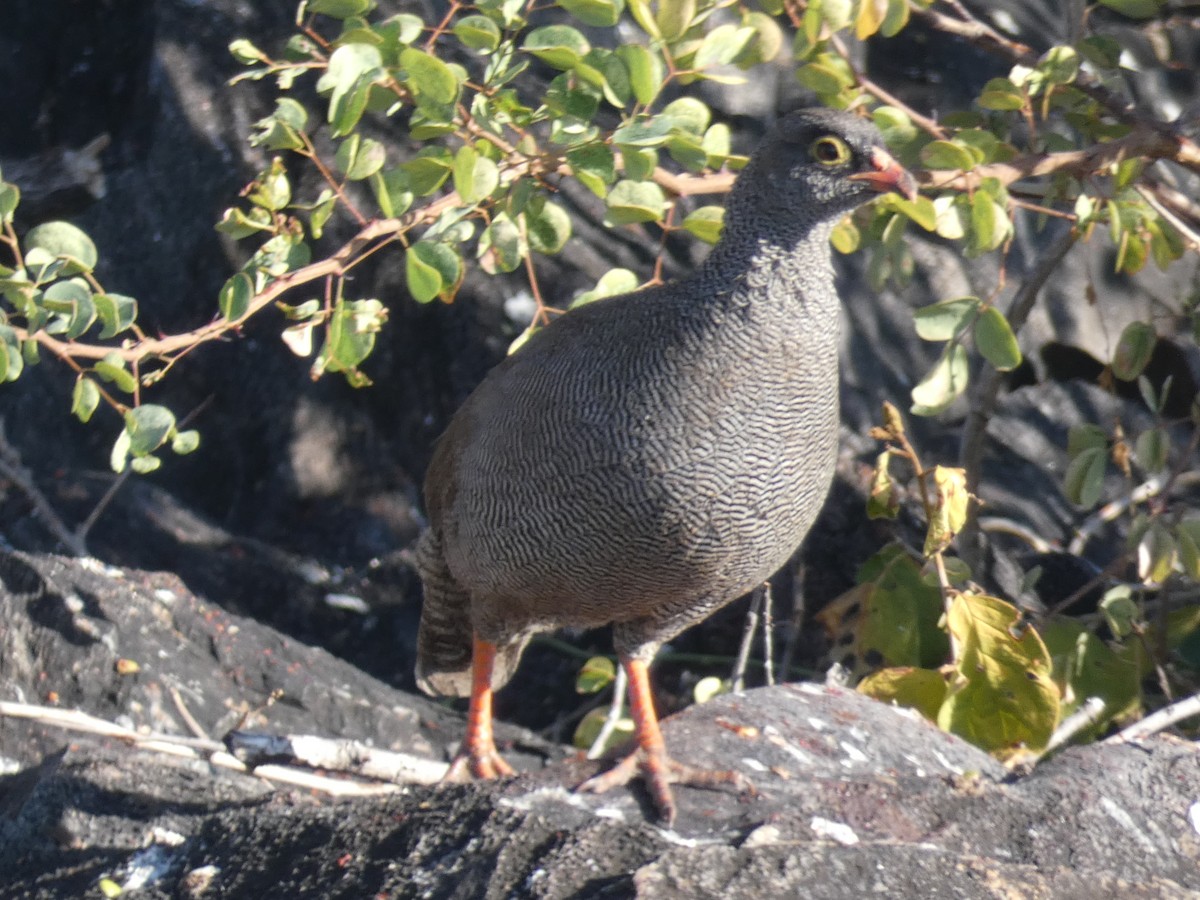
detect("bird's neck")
[700,213,839,318]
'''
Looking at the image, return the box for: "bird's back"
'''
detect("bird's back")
[423,250,840,648]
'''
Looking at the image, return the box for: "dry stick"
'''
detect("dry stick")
[1045,696,1107,755]
[586,663,628,760]
[1108,690,1200,743]
[760,581,775,687]
[731,586,763,694]
[0,699,440,790]
[957,226,1078,572]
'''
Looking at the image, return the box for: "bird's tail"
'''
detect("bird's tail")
[413,529,527,697]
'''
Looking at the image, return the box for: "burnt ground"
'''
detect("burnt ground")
[2,0,1200,896]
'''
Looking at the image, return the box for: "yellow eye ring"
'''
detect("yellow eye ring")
[810,135,851,166]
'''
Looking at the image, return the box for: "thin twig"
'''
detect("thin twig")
[958,226,1077,572]
[0,699,437,790]
[1107,690,1200,743]
[0,419,88,556]
[1044,696,1107,755]
[761,582,775,687]
[586,664,629,760]
[732,586,763,693]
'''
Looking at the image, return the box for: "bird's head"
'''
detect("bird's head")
[737,107,917,222]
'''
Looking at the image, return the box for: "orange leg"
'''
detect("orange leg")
[443,636,516,782]
[578,656,751,826]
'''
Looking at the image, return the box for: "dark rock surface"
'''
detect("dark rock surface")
[3,551,1199,897]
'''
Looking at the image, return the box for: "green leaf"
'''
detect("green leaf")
[406,242,462,303]
[526,200,572,254]
[1111,321,1156,381]
[521,25,590,70]
[816,545,949,671]
[604,180,665,226]
[72,377,101,423]
[572,707,634,753]
[566,142,616,198]
[559,0,625,27]
[1041,618,1140,741]
[400,150,453,196]
[977,77,1025,111]
[911,344,969,415]
[125,404,177,456]
[25,221,98,274]
[693,23,755,69]
[251,98,309,150]
[307,0,372,17]
[0,182,20,224]
[452,145,500,204]
[612,118,675,149]
[94,354,137,394]
[400,47,460,107]
[1064,446,1107,508]
[335,134,386,181]
[130,455,162,474]
[172,429,201,455]
[858,667,948,722]
[1097,0,1165,19]
[1135,427,1169,473]
[661,97,710,135]
[919,140,977,171]
[43,278,97,340]
[572,268,639,307]
[219,273,254,322]
[913,297,979,342]
[681,205,724,244]
[93,293,138,339]
[478,214,525,274]
[830,216,860,254]
[938,593,1059,760]
[969,194,1011,253]
[228,38,269,65]
[313,297,388,384]
[453,15,502,52]
[974,306,1022,371]
[655,0,696,41]
[317,43,383,136]
[1137,523,1176,585]
[0,327,23,382]
[615,45,664,106]
[576,655,617,693]
[1039,45,1079,85]
[1067,423,1107,458]
[370,171,412,219]
[1177,520,1200,580]
[110,428,131,473]
[249,158,291,211]
[736,11,784,66]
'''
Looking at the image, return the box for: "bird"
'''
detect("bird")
[414,106,917,825]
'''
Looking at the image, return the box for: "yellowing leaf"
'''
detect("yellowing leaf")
[858,666,948,721]
[924,466,970,556]
[938,593,1059,760]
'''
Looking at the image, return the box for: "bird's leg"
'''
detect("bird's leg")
[443,635,516,781]
[577,656,751,826]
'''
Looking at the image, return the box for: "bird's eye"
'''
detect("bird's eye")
[810,136,851,166]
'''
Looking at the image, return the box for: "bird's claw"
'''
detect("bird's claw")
[577,746,753,826]
[443,746,516,782]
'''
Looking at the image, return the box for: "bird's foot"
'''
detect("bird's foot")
[442,744,516,782]
[577,746,752,826]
